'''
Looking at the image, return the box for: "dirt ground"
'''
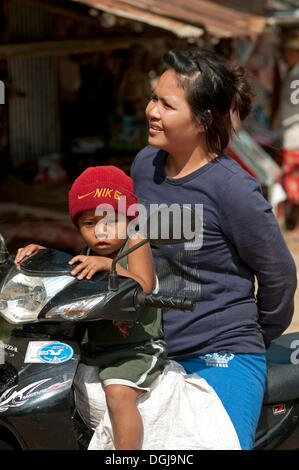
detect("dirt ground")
[282,236,299,335]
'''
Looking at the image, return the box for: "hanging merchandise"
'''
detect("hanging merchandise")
[227,130,286,212]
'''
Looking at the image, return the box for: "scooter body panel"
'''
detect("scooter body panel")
[254,400,299,450]
[0,331,80,449]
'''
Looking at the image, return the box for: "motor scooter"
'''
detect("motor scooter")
[0,219,299,450]
[0,208,197,450]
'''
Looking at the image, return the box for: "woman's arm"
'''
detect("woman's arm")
[221,172,297,347]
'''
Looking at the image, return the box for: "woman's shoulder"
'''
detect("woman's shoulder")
[216,154,260,186]
[211,155,268,214]
[210,154,259,193]
[213,155,273,225]
[216,153,252,176]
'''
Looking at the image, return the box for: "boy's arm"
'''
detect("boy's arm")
[69,235,157,293]
[126,235,156,293]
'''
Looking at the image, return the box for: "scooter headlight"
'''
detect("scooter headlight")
[0,266,74,323]
[44,295,106,320]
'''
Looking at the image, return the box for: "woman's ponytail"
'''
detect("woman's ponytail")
[229,63,255,121]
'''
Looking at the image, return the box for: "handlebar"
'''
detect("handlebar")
[136,292,195,312]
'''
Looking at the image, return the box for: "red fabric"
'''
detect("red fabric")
[69,166,138,225]
[225,147,257,178]
[112,320,130,338]
[283,149,299,204]
[1,220,83,252]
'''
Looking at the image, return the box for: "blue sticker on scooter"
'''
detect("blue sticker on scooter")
[37,342,74,364]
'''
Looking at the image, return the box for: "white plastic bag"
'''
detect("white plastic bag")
[74,363,106,432]
[74,360,240,450]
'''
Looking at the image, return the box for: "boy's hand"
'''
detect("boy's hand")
[15,244,46,265]
[68,255,111,280]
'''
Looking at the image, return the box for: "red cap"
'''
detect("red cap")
[68,166,138,226]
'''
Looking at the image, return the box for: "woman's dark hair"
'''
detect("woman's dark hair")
[163,49,255,155]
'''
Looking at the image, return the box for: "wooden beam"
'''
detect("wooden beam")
[0,36,154,59]
[16,0,103,27]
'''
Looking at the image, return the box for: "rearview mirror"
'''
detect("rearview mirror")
[0,233,9,264]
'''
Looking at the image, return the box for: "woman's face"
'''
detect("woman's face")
[145,69,201,156]
[77,210,128,257]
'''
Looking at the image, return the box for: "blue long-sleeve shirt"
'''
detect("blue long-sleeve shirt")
[131,146,297,360]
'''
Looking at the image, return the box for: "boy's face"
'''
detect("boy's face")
[77,209,129,257]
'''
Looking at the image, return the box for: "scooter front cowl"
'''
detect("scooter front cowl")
[19,248,82,276]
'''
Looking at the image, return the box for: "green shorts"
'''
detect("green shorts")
[97,339,168,391]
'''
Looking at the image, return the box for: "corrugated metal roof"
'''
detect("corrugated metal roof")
[70,0,266,38]
[69,0,204,38]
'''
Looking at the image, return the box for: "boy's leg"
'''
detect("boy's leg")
[98,339,168,449]
[105,384,143,450]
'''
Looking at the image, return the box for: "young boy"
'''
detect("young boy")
[15,165,168,450]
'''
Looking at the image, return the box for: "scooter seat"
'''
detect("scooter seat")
[263,332,299,405]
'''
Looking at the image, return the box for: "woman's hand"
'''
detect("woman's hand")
[14,244,46,265]
[68,255,111,280]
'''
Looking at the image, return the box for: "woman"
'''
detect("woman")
[131,49,297,450]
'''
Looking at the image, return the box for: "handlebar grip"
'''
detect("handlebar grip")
[137,292,195,312]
